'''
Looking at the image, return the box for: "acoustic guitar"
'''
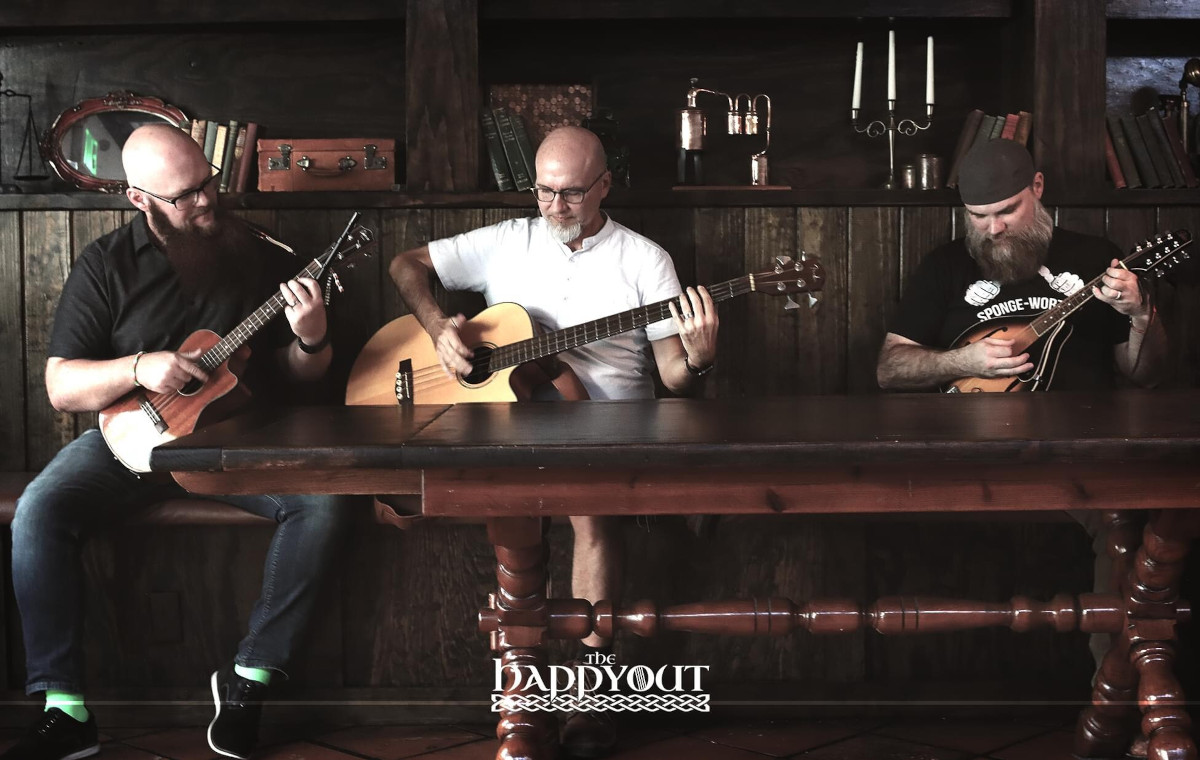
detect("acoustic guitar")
[346,254,825,406]
[944,229,1191,393]
[100,219,375,472]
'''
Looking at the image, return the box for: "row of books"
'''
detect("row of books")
[1105,109,1197,189]
[945,109,1033,189]
[181,119,260,193]
[481,107,539,191]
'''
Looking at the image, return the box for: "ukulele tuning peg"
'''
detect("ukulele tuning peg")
[784,295,801,310]
[806,293,821,310]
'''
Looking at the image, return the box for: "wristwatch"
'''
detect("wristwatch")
[298,332,331,354]
[684,355,714,377]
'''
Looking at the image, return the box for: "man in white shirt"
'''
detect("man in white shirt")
[390,126,718,756]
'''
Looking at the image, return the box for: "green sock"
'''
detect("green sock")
[234,664,272,686]
[45,691,89,722]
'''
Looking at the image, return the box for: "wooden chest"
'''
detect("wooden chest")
[256,138,395,191]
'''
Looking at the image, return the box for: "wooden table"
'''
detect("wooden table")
[152,391,1200,760]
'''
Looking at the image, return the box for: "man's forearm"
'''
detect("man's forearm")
[46,357,139,412]
[389,253,445,331]
[877,343,971,390]
[1118,310,1168,387]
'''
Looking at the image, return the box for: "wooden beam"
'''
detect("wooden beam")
[406,0,480,192]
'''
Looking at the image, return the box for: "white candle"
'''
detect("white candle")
[887,30,896,101]
[926,36,935,105]
[852,42,864,110]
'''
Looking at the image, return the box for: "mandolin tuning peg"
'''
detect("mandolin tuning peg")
[806,293,821,310]
[784,295,800,310]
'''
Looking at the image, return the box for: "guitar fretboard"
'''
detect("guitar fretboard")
[197,258,324,373]
[486,276,756,371]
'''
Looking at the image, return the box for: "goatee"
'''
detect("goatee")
[965,201,1054,284]
[547,219,583,244]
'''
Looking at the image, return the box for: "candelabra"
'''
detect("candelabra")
[851,102,934,189]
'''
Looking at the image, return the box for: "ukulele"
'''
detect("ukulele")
[345,254,824,406]
[100,218,374,472]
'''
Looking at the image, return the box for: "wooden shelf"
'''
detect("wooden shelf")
[0,1,406,27]
[6,187,1200,211]
[481,0,1013,20]
[1107,0,1199,20]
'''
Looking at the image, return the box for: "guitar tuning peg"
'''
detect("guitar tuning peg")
[332,272,345,293]
[799,249,809,262]
[774,255,793,271]
[806,293,821,310]
[784,295,800,310]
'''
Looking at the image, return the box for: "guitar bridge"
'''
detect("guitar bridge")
[394,359,413,406]
[139,396,169,434]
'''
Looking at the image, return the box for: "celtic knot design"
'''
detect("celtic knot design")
[492,693,711,713]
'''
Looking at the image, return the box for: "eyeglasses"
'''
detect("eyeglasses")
[134,164,221,209]
[531,171,607,205]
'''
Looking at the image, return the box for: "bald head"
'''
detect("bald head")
[535,126,607,180]
[122,123,207,191]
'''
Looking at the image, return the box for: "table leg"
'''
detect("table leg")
[487,517,555,760]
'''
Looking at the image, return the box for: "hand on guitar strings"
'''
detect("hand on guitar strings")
[958,337,1034,379]
[1093,259,1148,318]
[432,312,474,378]
[668,286,719,368]
[280,277,328,348]
[134,349,209,394]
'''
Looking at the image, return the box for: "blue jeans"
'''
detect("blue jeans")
[11,429,351,695]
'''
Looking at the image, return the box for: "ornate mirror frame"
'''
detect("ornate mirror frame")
[40,91,187,193]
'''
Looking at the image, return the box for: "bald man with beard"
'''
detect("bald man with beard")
[391,126,719,758]
[5,125,350,760]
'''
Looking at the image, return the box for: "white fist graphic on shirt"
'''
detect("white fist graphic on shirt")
[1038,265,1084,296]
[963,279,1001,306]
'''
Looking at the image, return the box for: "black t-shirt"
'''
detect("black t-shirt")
[49,213,299,396]
[890,227,1129,390]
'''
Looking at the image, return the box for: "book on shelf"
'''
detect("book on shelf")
[480,110,516,191]
[1013,111,1032,147]
[228,124,248,193]
[1121,114,1160,188]
[493,107,533,191]
[1158,109,1198,188]
[1104,128,1126,189]
[202,121,219,163]
[972,114,998,152]
[1145,109,1185,188]
[211,124,229,181]
[999,113,1019,141]
[988,116,1005,140]
[189,119,207,149]
[945,108,984,189]
[219,120,239,192]
[234,123,258,193]
[509,111,539,186]
[1106,114,1142,189]
[1135,113,1175,187]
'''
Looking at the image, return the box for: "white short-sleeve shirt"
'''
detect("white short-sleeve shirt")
[428,215,682,400]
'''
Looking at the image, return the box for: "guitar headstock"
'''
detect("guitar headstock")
[314,215,376,302]
[1126,229,1192,279]
[751,253,825,309]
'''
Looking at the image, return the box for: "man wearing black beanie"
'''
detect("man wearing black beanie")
[876,138,1166,392]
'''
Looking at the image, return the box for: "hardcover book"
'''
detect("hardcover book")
[493,108,533,190]
[481,110,516,191]
[1121,114,1161,188]
[1135,113,1175,187]
[1145,109,1185,188]
[1106,115,1142,188]
[1013,111,1032,147]
[1104,128,1126,189]
[1159,110,1198,188]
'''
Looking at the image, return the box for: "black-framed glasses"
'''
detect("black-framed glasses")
[531,171,607,205]
[134,164,221,209]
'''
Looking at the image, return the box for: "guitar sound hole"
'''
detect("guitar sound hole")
[180,377,204,396]
[461,345,495,386]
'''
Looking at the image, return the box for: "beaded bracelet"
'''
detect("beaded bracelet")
[132,351,146,388]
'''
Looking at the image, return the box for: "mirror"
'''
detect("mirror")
[40,91,187,193]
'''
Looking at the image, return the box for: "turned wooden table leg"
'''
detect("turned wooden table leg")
[487,517,555,760]
[1130,510,1199,760]
[1075,511,1142,759]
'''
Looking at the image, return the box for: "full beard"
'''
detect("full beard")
[148,206,261,299]
[965,202,1055,284]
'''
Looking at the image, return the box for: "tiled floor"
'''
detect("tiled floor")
[0,715,1097,760]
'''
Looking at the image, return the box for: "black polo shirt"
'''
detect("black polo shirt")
[49,213,299,396]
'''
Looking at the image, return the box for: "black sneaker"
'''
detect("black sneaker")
[0,708,99,760]
[207,664,268,760]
